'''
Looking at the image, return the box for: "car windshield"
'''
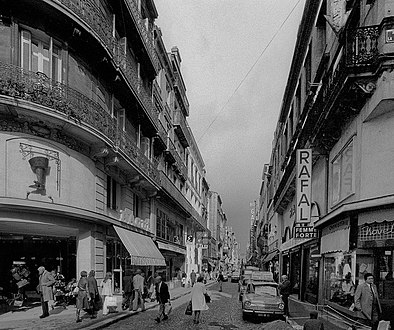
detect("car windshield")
[248,284,277,296]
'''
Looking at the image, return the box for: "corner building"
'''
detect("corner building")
[258,0,394,324]
[0,0,208,294]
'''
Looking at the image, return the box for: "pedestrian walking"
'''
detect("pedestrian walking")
[191,276,209,324]
[303,310,324,330]
[217,271,224,292]
[75,271,89,323]
[190,270,197,287]
[132,269,145,311]
[122,269,133,310]
[154,276,170,323]
[278,275,292,317]
[87,270,99,319]
[100,272,113,315]
[146,271,155,301]
[37,266,55,319]
[354,273,382,330]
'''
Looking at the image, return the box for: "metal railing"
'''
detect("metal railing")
[173,110,191,146]
[0,62,160,185]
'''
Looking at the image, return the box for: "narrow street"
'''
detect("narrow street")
[105,282,291,330]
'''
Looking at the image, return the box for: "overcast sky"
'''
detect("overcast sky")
[155,0,306,255]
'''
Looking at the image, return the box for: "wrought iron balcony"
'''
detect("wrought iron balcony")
[158,171,205,228]
[0,62,116,141]
[0,62,160,186]
[165,137,187,180]
[115,128,160,185]
[346,25,379,70]
[57,0,116,56]
[124,0,159,72]
[173,110,191,148]
[173,72,189,116]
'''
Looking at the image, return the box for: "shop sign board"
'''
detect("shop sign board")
[294,225,318,239]
[296,149,312,223]
[358,221,394,242]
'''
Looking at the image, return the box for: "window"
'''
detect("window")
[332,140,354,205]
[133,193,141,218]
[106,176,117,210]
[156,209,168,240]
[21,30,62,82]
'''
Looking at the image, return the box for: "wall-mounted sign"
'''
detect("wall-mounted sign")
[294,225,318,239]
[386,29,394,43]
[296,149,312,223]
[359,221,394,241]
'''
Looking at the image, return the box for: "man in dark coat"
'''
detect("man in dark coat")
[303,310,324,330]
[278,275,292,316]
[37,266,55,318]
[122,269,133,310]
[87,270,99,319]
[154,276,170,323]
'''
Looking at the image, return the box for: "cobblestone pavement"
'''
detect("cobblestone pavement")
[105,281,293,330]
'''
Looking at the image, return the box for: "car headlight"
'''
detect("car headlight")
[244,301,252,308]
[278,303,284,310]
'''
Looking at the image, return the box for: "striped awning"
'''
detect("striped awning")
[114,226,166,266]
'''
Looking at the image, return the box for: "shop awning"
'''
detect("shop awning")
[320,219,350,254]
[114,226,166,266]
[262,250,278,263]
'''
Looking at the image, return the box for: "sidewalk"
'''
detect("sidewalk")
[287,295,364,330]
[0,281,215,330]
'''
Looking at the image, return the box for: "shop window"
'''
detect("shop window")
[331,139,354,205]
[323,252,356,308]
[20,30,62,83]
[375,249,394,300]
[106,176,117,210]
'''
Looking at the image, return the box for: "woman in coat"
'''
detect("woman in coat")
[100,272,113,315]
[76,271,89,323]
[191,276,209,324]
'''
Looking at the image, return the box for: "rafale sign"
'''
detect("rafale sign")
[296,149,312,223]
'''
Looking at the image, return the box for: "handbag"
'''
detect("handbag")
[185,300,192,315]
[105,296,117,307]
[204,293,211,303]
[164,302,172,315]
[72,286,79,295]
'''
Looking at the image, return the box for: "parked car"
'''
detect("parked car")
[231,271,240,283]
[241,281,285,321]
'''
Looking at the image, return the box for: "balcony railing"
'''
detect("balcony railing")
[173,110,191,147]
[124,0,159,71]
[115,128,160,184]
[58,0,116,56]
[57,0,161,134]
[0,62,160,186]
[117,49,160,131]
[173,73,189,115]
[346,25,380,69]
[166,137,187,179]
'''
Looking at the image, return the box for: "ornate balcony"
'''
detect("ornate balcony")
[173,110,191,148]
[0,62,160,187]
[173,72,189,116]
[165,137,187,180]
[116,49,160,132]
[124,0,159,72]
[57,0,116,56]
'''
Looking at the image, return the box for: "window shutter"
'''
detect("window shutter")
[21,30,31,70]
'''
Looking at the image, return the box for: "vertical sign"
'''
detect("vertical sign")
[296,149,312,223]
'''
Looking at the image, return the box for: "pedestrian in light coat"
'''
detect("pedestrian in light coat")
[76,271,89,323]
[191,276,209,324]
[354,273,382,330]
[132,269,145,311]
[37,266,55,319]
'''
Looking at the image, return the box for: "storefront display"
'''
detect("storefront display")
[323,251,355,308]
[304,245,320,304]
